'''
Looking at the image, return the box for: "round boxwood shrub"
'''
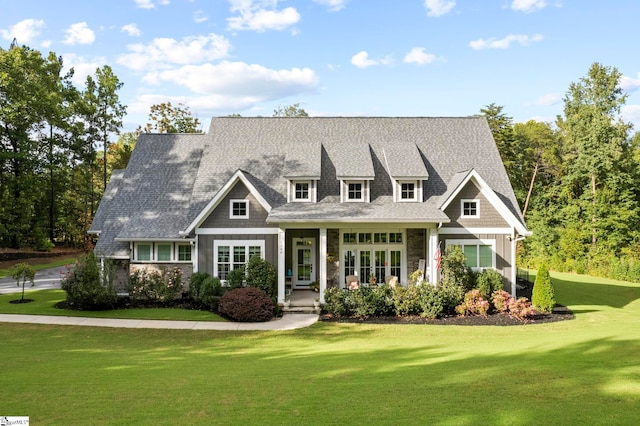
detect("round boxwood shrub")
[217,287,274,322]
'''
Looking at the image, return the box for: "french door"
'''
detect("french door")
[293,238,316,289]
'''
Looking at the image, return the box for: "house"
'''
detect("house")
[89,117,530,305]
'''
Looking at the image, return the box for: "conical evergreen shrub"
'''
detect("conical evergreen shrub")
[532,263,556,313]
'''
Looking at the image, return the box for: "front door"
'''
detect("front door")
[293,238,316,289]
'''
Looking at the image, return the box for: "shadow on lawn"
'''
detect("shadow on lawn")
[552,274,640,309]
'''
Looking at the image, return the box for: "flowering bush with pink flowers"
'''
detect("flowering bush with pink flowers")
[455,289,490,317]
[490,290,535,321]
[127,267,184,302]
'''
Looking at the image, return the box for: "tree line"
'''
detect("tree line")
[483,62,640,280]
[4,42,638,282]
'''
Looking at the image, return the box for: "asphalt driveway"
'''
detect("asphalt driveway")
[0,265,67,294]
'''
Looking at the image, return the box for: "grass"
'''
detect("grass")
[0,289,226,321]
[0,256,77,278]
[1,271,640,425]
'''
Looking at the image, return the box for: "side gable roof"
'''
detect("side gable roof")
[440,169,530,236]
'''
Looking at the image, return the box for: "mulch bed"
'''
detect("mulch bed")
[319,279,575,326]
[320,305,574,326]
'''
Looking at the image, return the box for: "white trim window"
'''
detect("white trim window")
[177,244,192,261]
[230,199,249,219]
[214,240,265,281]
[156,243,172,261]
[293,181,311,202]
[446,239,495,270]
[399,181,417,202]
[136,243,152,261]
[461,199,480,218]
[347,181,364,202]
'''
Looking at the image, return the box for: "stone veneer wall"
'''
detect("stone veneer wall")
[129,263,194,293]
[327,229,340,288]
[406,229,426,284]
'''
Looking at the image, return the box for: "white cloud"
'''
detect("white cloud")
[117,33,231,71]
[470,33,543,50]
[621,105,640,130]
[535,93,562,106]
[62,53,107,86]
[351,51,392,68]
[620,73,640,92]
[403,47,437,65]
[134,0,170,9]
[313,0,347,12]
[121,24,141,37]
[194,10,208,23]
[511,0,547,13]
[63,22,95,45]
[0,19,45,43]
[143,61,319,100]
[424,0,455,17]
[227,0,300,32]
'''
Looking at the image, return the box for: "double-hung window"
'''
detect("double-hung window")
[214,240,265,281]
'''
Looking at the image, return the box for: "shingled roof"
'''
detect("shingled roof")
[93,116,526,257]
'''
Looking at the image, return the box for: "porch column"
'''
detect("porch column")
[428,228,439,284]
[277,228,286,304]
[319,228,327,303]
[510,230,517,297]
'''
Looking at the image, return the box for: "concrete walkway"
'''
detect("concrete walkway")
[0,313,319,331]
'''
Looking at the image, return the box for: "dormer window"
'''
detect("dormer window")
[340,179,370,203]
[230,199,249,219]
[348,182,363,201]
[400,182,415,201]
[294,181,310,201]
[461,199,479,218]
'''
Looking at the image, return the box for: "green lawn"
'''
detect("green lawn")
[1,271,639,425]
[0,289,225,321]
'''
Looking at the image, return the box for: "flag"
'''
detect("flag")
[435,242,442,271]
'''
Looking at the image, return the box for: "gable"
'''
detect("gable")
[198,180,275,229]
[442,181,509,228]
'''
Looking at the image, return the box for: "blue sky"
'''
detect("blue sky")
[2,0,640,133]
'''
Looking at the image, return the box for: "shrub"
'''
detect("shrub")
[441,245,474,291]
[324,287,352,317]
[455,289,490,317]
[245,256,277,297]
[491,290,512,313]
[532,263,556,313]
[127,267,184,303]
[417,284,444,319]
[188,272,211,300]
[227,267,245,289]
[392,285,421,316]
[217,287,274,322]
[476,269,504,299]
[437,281,465,315]
[507,297,536,321]
[199,276,223,308]
[350,285,395,318]
[60,252,118,310]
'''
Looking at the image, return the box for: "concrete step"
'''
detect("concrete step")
[282,305,320,314]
